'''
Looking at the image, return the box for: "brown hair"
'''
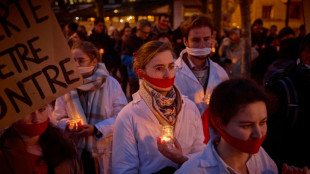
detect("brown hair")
[133,41,173,70]
[71,41,100,61]
[209,78,267,126]
[180,15,213,39]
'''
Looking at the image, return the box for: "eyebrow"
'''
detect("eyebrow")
[239,117,267,124]
[152,62,174,67]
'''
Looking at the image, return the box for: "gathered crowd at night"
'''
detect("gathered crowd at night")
[0,0,309,173]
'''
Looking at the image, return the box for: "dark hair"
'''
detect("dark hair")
[253,18,263,26]
[94,17,105,25]
[180,15,213,39]
[68,21,78,32]
[137,19,152,29]
[72,41,100,61]
[158,13,169,20]
[40,124,77,168]
[278,27,295,40]
[299,33,310,57]
[299,24,305,31]
[209,78,267,125]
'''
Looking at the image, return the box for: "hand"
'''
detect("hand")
[157,137,188,164]
[76,124,95,137]
[282,163,309,174]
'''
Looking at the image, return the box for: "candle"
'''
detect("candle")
[66,119,82,132]
[160,125,175,149]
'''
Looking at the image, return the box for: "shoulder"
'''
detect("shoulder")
[251,147,278,172]
[209,59,229,79]
[54,158,81,174]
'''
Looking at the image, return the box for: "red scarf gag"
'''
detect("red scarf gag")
[136,69,175,89]
[14,118,49,137]
[158,20,168,28]
[210,115,266,154]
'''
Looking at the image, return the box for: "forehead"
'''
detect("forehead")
[146,50,174,67]
[188,26,211,38]
[72,48,88,58]
[140,26,151,31]
[230,101,267,123]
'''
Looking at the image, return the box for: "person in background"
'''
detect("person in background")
[263,33,310,171]
[0,105,81,174]
[251,18,268,53]
[112,41,205,174]
[219,27,259,78]
[121,19,152,99]
[176,79,278,174]
[68,30,88,48]
[265,25,278,47]
[152,13,172,39]
[118,26,132,94]
[53,41,128,174]
[174,14,229,114]
[88,17,116,75]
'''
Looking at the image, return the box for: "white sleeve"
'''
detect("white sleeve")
[112,109,139,174]
[185,106,206,159]
[52,96,69,130]
[94,77,128,140]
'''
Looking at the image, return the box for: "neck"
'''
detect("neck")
[21,135,40,146]
[215,139,250,173]
[188,55,207,70]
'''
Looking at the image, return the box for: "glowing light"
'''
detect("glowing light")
[75,17,79,21]
[114,9,119,13]
[120,19,124,23]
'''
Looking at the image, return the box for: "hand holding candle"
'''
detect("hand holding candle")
[66,119,82,132]
[160,125,175,149]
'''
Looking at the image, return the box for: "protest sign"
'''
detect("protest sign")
[0,0,83,129]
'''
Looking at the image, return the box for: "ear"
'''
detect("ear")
[92,58,98,65]
[183,37,188,47]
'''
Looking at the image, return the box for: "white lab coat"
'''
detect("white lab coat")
[175,140,278,174]
[112,91,206,174]
[175,52,229,114]
[53,76,128,174]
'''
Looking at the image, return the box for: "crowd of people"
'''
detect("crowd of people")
[0,13,309,174]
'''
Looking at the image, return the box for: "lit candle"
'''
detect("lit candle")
[67,119,82,132]
[160,125,175,149]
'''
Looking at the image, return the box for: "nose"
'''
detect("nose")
[251,125,264,139]
[162,68,171,79]
[31,112,40,123]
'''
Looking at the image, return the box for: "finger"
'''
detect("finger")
[282,163,288,174]
[302,167,308,174]
[174,138,182,151]
[157,138,163,152]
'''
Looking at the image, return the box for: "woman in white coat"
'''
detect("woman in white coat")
[176,78,278,174]
[112,41,205,174]
[53,41,128,174]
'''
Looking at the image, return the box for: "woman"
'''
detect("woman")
[112,41,205,173]
[53,41,128,174]
[0,106,80,174]
[176,78,278,173]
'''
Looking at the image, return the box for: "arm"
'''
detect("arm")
[112,110,139,174]
[121,55,135,67]
[94,77,128,140]
[52,96,69,130]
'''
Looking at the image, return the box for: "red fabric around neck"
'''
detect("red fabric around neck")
[14,118,49,137]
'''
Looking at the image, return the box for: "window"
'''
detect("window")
[262,6,272,19]
[289,2,302,19]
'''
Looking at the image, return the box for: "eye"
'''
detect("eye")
[240,124,252,129]
[259,120,267,126]
[169,64,175,70]
[155,67,164,71]
[38,107,47,112]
